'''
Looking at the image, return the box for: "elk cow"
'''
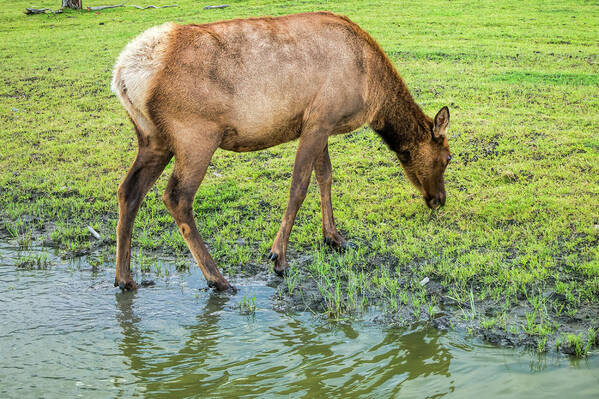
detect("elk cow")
[111,12,451,291]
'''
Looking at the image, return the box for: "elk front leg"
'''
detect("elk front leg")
[313,144,351,249]
[269,132,328,275]
[162,132,232,291]
[116,148,172,290]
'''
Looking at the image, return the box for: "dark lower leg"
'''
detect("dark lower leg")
[313,145,347,248]
[115,150,171,289]
[163,156,231,291]
[270,134,327,274]
[165,191,231,290]
[269,181,311,274]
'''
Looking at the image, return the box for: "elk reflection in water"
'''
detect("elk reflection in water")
[115,287,452,397]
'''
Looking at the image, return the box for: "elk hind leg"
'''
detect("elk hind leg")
[115,129,171,290]
[162,129,231,291]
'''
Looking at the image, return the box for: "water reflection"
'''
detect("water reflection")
[1,244,598,398]
[116,290,232,396]
[115,288,453,398]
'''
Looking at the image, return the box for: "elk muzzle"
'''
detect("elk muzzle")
[425,191,446,209]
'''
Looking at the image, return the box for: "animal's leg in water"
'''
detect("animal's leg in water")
[115,143,172,290]
[162,127,232,291]
[313,144,352,250]
[269,131,328,275]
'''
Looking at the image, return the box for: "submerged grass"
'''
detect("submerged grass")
[15,252,52,269]
[239,293,257,316]
[1,0,598,355]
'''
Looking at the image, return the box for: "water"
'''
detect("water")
[1,243,598,398]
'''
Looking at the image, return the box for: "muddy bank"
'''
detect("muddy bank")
[269,251,599,356]
[4,220,596,358]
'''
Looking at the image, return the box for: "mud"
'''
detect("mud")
[267,250,599,357]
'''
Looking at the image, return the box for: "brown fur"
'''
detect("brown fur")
[112,12,451,291]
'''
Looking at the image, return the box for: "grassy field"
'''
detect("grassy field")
[1,0,598,355]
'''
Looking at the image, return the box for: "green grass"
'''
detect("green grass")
[1,0,598,354]
[238,293,257,316]
[15,252,51,269]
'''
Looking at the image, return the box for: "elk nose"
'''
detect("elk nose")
[428,198,440,209]
[439,192,446,206]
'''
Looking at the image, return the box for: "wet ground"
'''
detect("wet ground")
[1,243,598,398]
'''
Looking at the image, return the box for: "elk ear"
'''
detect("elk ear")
[433,106,450,139]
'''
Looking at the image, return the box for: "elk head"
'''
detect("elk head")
[398,107,452,209]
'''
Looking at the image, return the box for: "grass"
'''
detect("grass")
[1,0,598,355]
[238,293,257,316]
[15,252,51,269]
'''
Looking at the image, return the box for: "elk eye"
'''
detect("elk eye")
[398,150,410,163]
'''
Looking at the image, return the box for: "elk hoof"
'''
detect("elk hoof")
[323,234,355,251]
[115,277,137,291]
[208,279,235,292]
[268,248,288,276]
[273,258,289,276]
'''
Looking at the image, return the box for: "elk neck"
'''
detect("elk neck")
[368,62,432,154]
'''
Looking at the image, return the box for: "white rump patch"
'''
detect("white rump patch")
[111,22,176,119]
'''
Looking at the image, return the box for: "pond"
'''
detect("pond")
[1,243,597,398]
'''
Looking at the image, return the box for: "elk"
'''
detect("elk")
[111,12,452,291]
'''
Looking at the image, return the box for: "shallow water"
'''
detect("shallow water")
[1,243,598,398]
